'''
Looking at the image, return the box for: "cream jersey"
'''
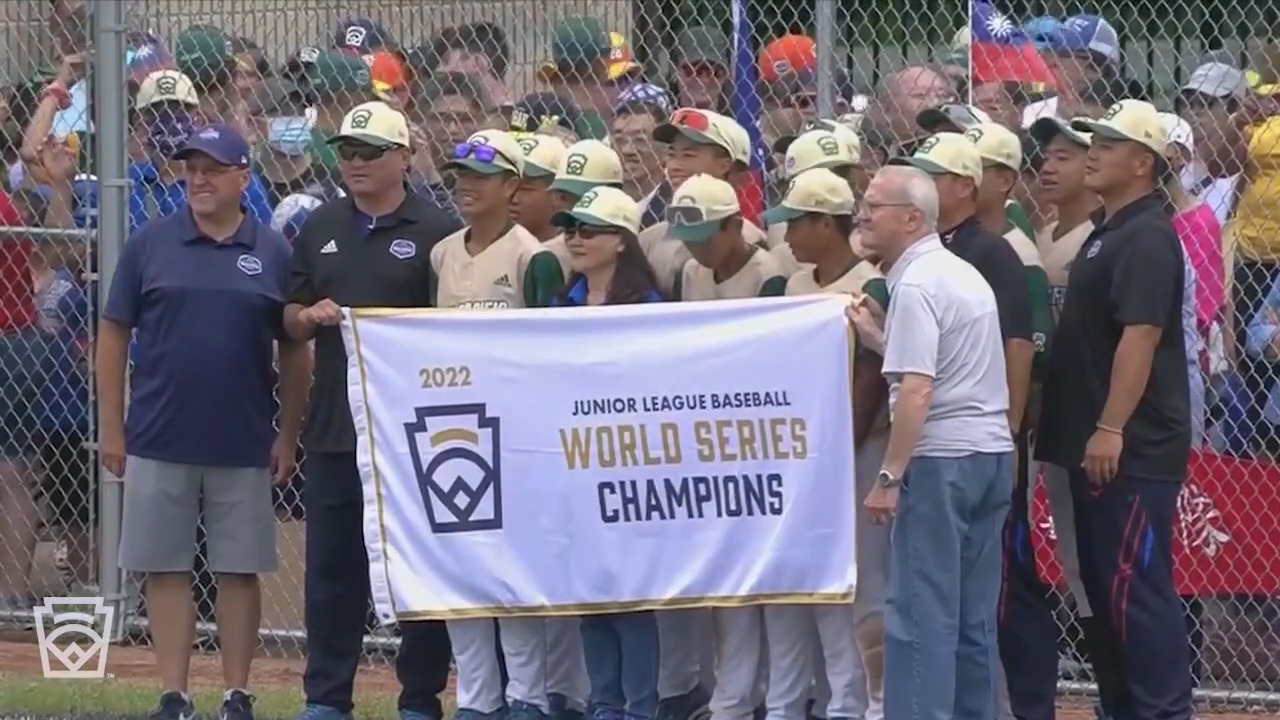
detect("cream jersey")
[675,245,787,301]
[1035,219,1094,325]
[430,224,559,309]
[639,219,769,296]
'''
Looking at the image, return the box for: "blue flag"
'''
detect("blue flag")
[730,0,765,223]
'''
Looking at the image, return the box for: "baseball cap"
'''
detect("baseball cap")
[677,26,730,67]
[782,129,859,178]
[887,132,983,184]
[369,50,410,99]
[761,168,855,225]
[615,83,672,113]
[515,133,568,178]
[758,34,816,82]
[305,50,373,96]
[916,103,993,132]
[136,69,199,108]
[548,139,624,196]
[509,92,582,136]
[653,108,751,165]
[551,186,640,235]
[245,77,311,117]
[773,118,862,156]
[328,101,410,148]
[1160,112,1195,156]
[1028,116,1091,149]
[1181,62,1247,99]
[172,123,251,166]
[964,122,1023,172]
[1072,100,1167,155]
[442,129,525,176]
[1023,16,1062,49]
[1047,14,1121,64]
[334,17,392,54]
[172,24,233,80]
[539,16,611,81]
[664,174,742,242]
[607,32,642,81]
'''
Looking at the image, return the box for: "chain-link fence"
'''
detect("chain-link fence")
[0,0,1277,712]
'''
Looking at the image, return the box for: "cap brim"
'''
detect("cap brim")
[172,146,244,166]
[606,61,641,81]
[916,108,958,132]
[551,208,624,230]
[523,164,556,178]
[1029,117,1089,148]
[441,158,510,175]
[886,156,953,176]
[666,220,721,243]
[1069,118,1132,143]
[653,123,721,149]
[760,204,805,226]
[326,132,401,148]
[772,135,798,153]
[548,177,604,197]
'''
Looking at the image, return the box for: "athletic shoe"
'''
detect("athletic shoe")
[221,690,255,720]
[149,691,195,720]
[653,686,710,720]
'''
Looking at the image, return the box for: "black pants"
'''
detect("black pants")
[1232,260,1278,451]
[302,451,452,716]
[997,440,1058,720]
[1069,470,1193,720]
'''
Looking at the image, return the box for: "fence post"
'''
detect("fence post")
[91,0,129,641]
[814,0,838,118]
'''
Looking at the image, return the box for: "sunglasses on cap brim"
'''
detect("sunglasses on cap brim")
[667,204,722,226]
[451,141,518,169]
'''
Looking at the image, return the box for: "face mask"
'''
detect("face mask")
[267,116,312,157]
[143,111,194,157]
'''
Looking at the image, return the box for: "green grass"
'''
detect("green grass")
[0,673,403,719]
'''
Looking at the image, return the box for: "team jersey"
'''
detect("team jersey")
[673,245,787,301]
[1035,219,1094,328]
[429,223,565,309]
[638,219,769,296]
[1003,220,1053,380]
[1005,199,1035,238]
[542,233,573,279]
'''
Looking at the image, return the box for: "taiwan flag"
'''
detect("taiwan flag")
[970,1,1056,86]
[730,0,765,225]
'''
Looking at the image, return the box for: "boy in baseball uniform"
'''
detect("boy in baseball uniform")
[512,133,573,276]
[434,129,565,720]
[761,168,892,720]
[765,127,862,276]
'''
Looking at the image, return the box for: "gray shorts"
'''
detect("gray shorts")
[118,456,277,574]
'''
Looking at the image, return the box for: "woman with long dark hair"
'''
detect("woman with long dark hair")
[553,186,662,306]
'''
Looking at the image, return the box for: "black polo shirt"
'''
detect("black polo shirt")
[1034,193,1190,482]
[287,191,463,452]
[940,216,1033,342]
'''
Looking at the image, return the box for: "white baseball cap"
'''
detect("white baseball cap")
[1072,99,1167,156]
[548,139,624,197]
[551,185,641,235]
[664,174,742,242]
[761,168,856,226]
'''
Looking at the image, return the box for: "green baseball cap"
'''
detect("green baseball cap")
[677,26,730,67]
[550,16,610,64]
[173,24,233,81]
[304,50,373,98]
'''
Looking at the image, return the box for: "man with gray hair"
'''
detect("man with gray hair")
[851,164,1015,720]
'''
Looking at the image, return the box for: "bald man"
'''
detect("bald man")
[866,67,958,144]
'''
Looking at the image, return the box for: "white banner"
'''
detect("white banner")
[341,296,856,622]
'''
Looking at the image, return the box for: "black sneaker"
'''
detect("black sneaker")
[149,691,194,720]
[221,690,256,720]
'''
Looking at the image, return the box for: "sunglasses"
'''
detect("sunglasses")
[452,142,515,168]
[568,225,620,239]
[336,143,390,161]
[671,108,711,132]
[666,204,711,226]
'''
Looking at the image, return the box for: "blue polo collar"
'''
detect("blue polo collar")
[176,207,258,249]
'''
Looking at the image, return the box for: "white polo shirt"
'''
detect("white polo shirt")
[882,235,1014,456]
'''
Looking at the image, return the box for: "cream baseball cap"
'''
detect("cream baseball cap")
[664,173,742,243]
[514,134,568,178]
[551,185,641,235]
[965,122,1023,172]
[783,128,860,179]
[653,108,751,165]
[441,129,525,176]
[761,168,856,225]
[1071,99,1167,155]
[1159,112,1194,158]
[330,101,411,149]
[1028,116,1091,149]
[888,132,983,184]
[136,70,199,108]
[548,139,624,197]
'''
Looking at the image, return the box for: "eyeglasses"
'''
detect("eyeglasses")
[666,204,711,226]
[671,108,711,132]
[568,225,619,240]
[452,142,515,168]
[336,143,390,162]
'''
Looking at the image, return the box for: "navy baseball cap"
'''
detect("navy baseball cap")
[509,92,582,135]
[1046,15,1120,64]
[172,124,251,166]
[334,17,392,54]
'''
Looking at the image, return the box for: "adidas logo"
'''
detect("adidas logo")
[493,274,512,288]
[320,239,338,254]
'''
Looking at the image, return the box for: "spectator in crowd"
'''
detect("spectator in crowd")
[765,127,861,275]
[857,163,1014,720]
[672,26,731,111]
[757,33,816,87]
[173,24,249,135]
[303,50,379,170]
[765,167,890,720]
[916,102,991,134]
[228,37,269,95]
[866,66,957,147]
[1064,76,1142,122]
[640,109,760,293]
[1243,258,1280,451]
[1177,62,1247,225]
[1039,100,1194,720]
[611,102,667,202]
[508,92,583,146]
[414,72,503,173]
[772,66,853,123]
[605,32,645,87]
[512,133,571,274]
[537,17,616,138]
[284,101,458,720]
[972,82,1027,132]
[96,123,310,720]
[433,21,513,108]
[246,78,339,208]
[432,128,563,720]
[1021,14,1122,125]
[548,138,624,206]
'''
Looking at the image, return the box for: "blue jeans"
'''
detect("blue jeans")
[0,327,47,458]
[883,452,1013,720]
[580,611,660,718]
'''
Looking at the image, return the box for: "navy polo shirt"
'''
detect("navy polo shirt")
[103,209,292,468]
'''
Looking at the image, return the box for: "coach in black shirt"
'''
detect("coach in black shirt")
[283,102,462,720]
[1036,100,1193,720]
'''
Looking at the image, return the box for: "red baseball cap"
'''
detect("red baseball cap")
[758,34,816,82]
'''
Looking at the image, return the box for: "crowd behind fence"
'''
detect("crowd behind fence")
[0,0,1277,711]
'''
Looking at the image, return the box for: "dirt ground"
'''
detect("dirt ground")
[0,637,1270,719]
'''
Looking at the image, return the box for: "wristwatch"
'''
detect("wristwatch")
[877,470,901,489]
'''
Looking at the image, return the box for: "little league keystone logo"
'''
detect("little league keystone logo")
[816,135,840,156]
[155,75,178,96]
[33,596,115,679]
[349,109,373,129]
[564,153,589,176]
[405,404,504,534]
